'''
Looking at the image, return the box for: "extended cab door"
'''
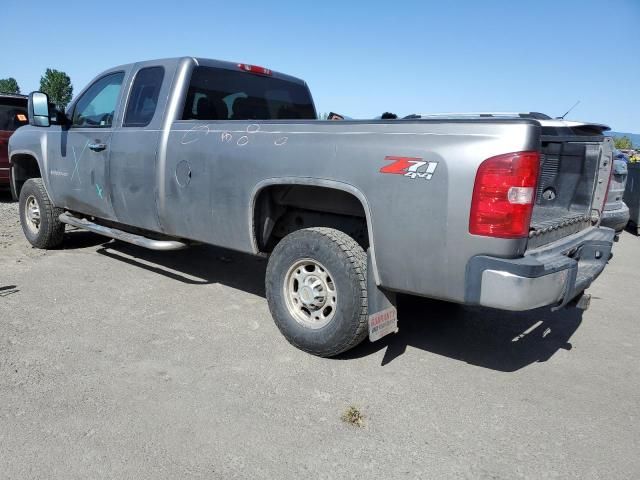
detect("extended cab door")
[51,71,125,219]
[109,64,170,232]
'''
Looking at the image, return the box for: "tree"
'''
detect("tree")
[613,136,633,150]
[40,68,73,109]
[0,77,20,94]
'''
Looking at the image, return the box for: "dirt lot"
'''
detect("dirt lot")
[1,192,639,479]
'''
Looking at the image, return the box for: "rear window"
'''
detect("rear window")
[0,97,28,131]
[181,66,316,121]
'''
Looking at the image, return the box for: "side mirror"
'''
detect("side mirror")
[28,92,51,127]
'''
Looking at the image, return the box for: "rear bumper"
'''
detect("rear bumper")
[601,203,630,233]
[465,227,615,311]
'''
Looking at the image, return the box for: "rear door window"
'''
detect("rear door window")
[0,97,28,131]
[124,66,164,127]
[182,66,316,121]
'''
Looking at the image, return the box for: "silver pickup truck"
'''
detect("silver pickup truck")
[9,57,615,357]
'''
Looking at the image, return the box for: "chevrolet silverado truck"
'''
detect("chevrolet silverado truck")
[9,57,615,357]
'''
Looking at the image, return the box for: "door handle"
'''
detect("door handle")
[88,142,107,152]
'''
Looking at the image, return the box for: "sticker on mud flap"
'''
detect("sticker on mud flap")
[368,306,398,342]
[380,156,438,180]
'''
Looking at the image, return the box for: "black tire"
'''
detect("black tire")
[265,227,368,357]
[18,178,65,249]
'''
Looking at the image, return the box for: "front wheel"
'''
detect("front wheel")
[265,227,369,357]
[19,178,65,249]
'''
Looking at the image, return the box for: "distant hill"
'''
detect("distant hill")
[607,131,640,148]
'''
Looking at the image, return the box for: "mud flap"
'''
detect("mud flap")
[367,250,398,342]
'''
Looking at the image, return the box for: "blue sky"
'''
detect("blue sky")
[2,0,639,132]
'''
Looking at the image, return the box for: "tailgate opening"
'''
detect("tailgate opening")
[528,124,612,248]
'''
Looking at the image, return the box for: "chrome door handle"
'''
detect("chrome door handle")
[88,142,107,152]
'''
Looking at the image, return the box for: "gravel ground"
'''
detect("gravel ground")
[0,193,20,248]
[1,191,639,479]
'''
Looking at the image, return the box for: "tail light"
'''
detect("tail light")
[237,63,272,76]
[469,151,540,238]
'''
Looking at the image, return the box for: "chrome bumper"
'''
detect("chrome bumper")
[466,227,615,311]
[601,203,630,232]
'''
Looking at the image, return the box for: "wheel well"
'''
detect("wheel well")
[253,185,369,252]
[10,154,41,198]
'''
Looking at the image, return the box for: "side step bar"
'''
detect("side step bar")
[59,213,188,251]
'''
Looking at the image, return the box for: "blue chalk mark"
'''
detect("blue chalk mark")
[96,184,103,199]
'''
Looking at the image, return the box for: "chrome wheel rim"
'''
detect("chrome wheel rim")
[24,195,41,234]
[284,258,337,329]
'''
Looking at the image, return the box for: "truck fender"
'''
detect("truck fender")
[9,148,49,201]
[250,177,381,286]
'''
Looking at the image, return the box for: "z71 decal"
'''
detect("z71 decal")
[380,156,438,180]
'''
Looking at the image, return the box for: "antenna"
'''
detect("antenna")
[558,100,580,119]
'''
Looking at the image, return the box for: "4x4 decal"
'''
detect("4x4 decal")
[380,156,438,180]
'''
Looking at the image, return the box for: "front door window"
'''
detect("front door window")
[72,72,124,128]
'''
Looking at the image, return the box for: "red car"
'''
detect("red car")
[0,94,29,194]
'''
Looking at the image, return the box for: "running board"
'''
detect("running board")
[59,213,188,251]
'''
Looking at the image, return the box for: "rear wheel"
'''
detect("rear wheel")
[266,227,368,357]
[19,178,65,249]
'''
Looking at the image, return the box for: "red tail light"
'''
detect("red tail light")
[469,151,540,238]
[237,63,272,76]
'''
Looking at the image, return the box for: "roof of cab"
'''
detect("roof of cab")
[102,57,307,86]
[193,57,307,85]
